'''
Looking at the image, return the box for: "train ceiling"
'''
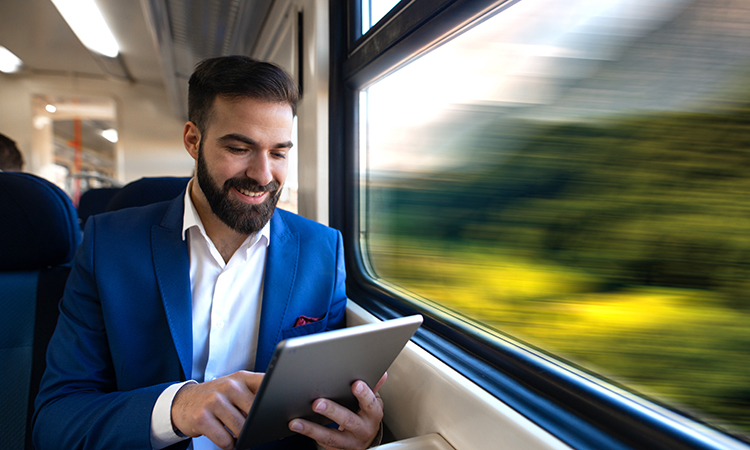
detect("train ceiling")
[0,0,275,120]
[142,0,275,119]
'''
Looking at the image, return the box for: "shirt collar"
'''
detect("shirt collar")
[182,178,271,248]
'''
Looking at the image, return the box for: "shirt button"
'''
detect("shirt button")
[216,320,225,329]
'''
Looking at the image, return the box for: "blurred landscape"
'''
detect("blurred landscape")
[363,0,750,438]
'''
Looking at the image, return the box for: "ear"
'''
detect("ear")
[183,121,201,161]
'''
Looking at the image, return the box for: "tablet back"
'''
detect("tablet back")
[235,315,423,449]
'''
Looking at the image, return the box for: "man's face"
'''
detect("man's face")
[189,96,293,235]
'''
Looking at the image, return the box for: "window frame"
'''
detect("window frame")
[328,1,750,449]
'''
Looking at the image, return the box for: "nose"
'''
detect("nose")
[245,152,273,187]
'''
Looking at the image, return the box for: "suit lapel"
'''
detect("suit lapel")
[255,211,299,371]
[149,203,300,375]
[152,195,193,379]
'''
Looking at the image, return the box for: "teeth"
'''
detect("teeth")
[239,188,265,197]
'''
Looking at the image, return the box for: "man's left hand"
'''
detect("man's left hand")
[288,374,386,450]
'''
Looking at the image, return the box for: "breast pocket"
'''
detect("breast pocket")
[280,314,328,340]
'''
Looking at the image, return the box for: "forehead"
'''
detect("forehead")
[204,96,294,136]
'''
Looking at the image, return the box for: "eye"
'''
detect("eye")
[271,151,288,159]
[227,146,247,154]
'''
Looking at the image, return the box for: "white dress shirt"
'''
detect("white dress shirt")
[151,180,270,450]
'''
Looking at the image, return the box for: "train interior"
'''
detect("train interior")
[2,0,750,449]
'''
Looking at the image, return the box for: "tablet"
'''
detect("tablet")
[235,314,423,449]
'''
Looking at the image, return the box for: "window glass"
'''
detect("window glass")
[359,0,750,435]
[361,0,401,35]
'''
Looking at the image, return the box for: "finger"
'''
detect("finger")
[186,384,248,439]
[334,380,383,432]
[238,370,265,393]
[316,397,365,433]
[352,381,384,420]
[200,416,238,450]
[289,418,355,450]
[214,376,256,418]
[215,372,263,414]
[373,372,388,394]
[211,399,248,441]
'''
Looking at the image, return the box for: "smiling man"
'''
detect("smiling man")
[33,56,384,450]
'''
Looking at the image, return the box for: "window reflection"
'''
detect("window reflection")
[361,0,401,35]
[360,0,750,436]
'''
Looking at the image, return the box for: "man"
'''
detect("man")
[33,56,384,450]
[0,132,24,171]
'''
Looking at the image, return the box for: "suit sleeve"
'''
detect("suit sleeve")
[32,218,181,450]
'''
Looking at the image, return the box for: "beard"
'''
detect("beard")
[196,144,281,235]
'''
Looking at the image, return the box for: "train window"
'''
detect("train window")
[361,0,401,35]
[357,0,750,438]
[278,115,299,213]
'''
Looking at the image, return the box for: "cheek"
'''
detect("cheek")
[217,156,250,179]
[273,161,289,183]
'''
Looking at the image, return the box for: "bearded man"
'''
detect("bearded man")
[33,56,384,450]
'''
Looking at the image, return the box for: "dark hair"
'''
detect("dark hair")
[188,56,299,134]
[0,133,24,171]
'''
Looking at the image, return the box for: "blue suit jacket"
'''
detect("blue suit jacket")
[33,194,347,449]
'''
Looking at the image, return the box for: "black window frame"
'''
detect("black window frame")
[328,1,750,449]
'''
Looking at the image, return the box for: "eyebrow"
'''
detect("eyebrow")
[218,133,293,149]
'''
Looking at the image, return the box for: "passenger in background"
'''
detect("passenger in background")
[33,56,384,450]
[0,133,24,171]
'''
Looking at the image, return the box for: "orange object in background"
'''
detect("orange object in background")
[67,117,82,206]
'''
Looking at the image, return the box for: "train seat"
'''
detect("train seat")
[0,172,81,450]
[106,176,191,211]
[77,186,121,229]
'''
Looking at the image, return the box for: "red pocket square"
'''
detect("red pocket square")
[294,315,322,327]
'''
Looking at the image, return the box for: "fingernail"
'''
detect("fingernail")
[355,382,364,394]
[290,421,303,432]
[314,401,327,412]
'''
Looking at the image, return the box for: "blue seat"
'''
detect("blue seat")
[0,172,81,450]
[77,187,121,229]
[106,176,190,211]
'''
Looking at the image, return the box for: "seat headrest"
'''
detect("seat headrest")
[0,172,81,270]
[106,177,190,212]
[78,187,121,228]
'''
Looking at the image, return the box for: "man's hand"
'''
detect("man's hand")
[171,371,264,450]
[288,373,387,450]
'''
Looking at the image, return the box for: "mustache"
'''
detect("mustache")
[224,177,280,193]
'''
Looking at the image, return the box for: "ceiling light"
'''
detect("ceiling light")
[101,128,118,143]
[50,0,120,58]
[0,46,23,73]
[34,116,52,130]
[46,104,57,113]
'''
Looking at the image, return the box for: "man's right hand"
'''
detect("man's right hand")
[171,371,264,450]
